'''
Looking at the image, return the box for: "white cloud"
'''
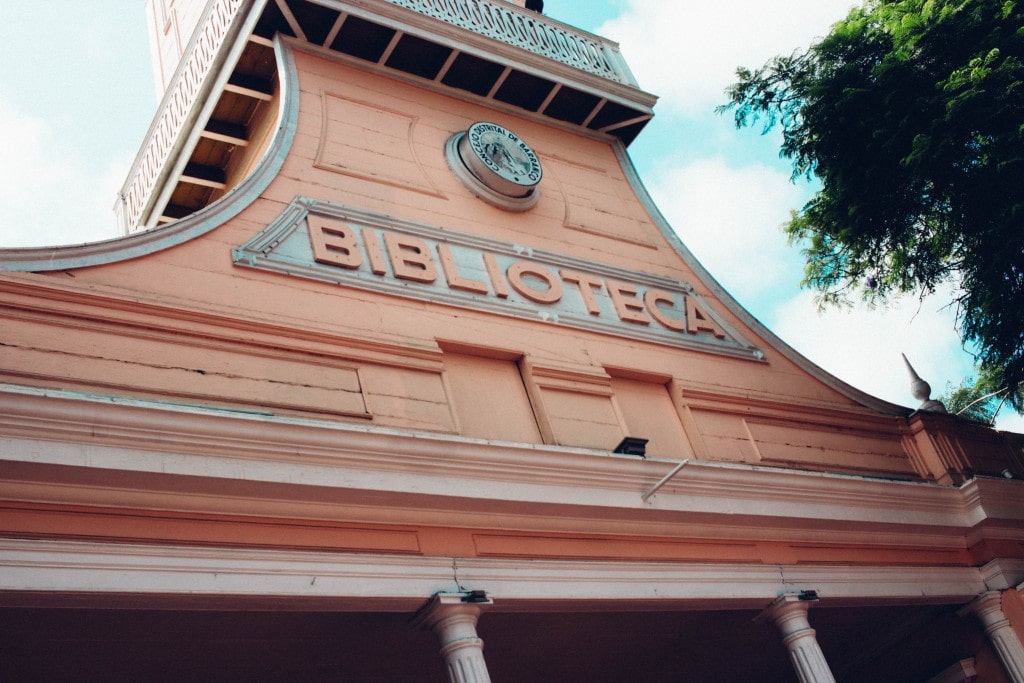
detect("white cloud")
[598,0,859,116]
[646,157,806,306]
[0,98,124,248]
[996,411,1024,433]
[771,291,1024,430]
[601,2,1024,433]
[770,287,976,410]
[0,101,70,207]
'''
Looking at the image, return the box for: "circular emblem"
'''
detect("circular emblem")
[457,122,542,199]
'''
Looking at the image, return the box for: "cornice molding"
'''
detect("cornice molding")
[677,385,902,429]
[0,538,986,609]
[980,558,1024,591]
[3,384,1014,538]
[961,478,1024,525]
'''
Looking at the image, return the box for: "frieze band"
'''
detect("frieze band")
[233,197,765,361]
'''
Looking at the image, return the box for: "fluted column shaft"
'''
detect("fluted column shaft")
[413,593,493,683]
[960,591,1024,683]
[758,595,837,683]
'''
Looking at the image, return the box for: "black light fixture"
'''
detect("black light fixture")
[462,590,489,603]
[525,0,544,13]
[614,436,648,457]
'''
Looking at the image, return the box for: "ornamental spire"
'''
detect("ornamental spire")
[902,353,947,413]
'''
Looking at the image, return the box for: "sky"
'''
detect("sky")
[0,0,1020,431]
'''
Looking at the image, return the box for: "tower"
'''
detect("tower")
[2,1,1024,680]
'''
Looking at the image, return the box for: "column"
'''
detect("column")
[757,594,837,683]
[412,592,493,683]
[927,658,977,683]
[959,591,1024,683]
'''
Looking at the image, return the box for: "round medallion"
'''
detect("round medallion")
[459,122,542,197]
[447,122,542,210]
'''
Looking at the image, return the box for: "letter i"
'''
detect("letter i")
[363,229,389,275]
[483,253,510,298]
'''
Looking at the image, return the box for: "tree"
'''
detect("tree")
[718,0,1024,412]
[941,371,1020,424]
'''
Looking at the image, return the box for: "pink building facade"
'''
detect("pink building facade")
[2,1,1024,680]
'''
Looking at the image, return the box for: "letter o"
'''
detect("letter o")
[506,261,564,304]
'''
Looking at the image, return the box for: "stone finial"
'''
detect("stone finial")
[902,354,947,413]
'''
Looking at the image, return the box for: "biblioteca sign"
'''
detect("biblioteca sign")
[233,198,764,360]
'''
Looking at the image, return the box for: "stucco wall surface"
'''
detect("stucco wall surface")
[2,46,1020,484]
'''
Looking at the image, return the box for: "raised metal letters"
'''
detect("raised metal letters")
[233,198,764,360]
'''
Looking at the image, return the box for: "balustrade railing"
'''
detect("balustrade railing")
[117,0,247,233]
[386,0,635,85]
[117,0,635,233]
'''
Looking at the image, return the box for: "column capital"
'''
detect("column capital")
[757,593,836,683]
[756,594,818,632]
[927,658,977,683]
[959,590,1024,683]
[412,592,494,632]
[958,591,1006,627]
[412,592,494,683]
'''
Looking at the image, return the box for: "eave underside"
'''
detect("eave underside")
[139,0,655,230]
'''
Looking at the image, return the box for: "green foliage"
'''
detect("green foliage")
[941,366,1024,422]
[719,0,1024,409]
[943,379,1001,423]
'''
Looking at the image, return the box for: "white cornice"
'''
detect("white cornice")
[3,384,1017,540]
[0,538,986,609]
[961,478,1024,525]
[980,558,1024,590]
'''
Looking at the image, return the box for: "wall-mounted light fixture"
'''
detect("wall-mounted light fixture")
[614,436,648,457]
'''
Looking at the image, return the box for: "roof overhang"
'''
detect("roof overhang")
[116,0,657,234]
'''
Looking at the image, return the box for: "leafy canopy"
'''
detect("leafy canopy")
[941,369,1019,423]
[719,0,1024,411]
